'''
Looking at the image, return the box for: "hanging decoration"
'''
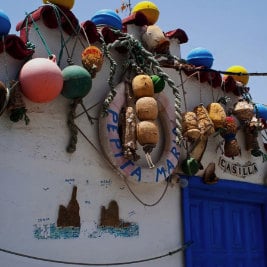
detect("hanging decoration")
[61,65,92,99]
[141,25,170,54]
[151,74,165,93]
[6,81,30,124]
[19,55,63,103]
[81,45,104,78]
[132,74,159,168]
[220,116,240,158]
[0,80,9,116]
[206,102,226,130]
[203,162,218,184]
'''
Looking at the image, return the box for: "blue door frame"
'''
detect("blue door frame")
[182,177,267,267]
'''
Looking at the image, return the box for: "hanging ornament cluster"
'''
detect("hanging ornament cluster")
[233,99,266,159]
[132,74,159,168]
[81,45,104,78]
[19,55,63,103]
[181,101,227,176]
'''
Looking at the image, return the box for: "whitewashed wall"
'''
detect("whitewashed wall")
[0,15,266,267]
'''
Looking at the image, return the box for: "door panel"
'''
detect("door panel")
[189,197,266,267]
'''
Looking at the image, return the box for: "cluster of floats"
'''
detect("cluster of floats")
[0,0,266,184]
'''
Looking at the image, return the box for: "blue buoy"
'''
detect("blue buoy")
[186,47,214,68]
[91,9,122,30]
[255,103,267,121]
[0,10,11,37]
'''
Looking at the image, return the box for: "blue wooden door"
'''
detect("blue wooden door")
[182,178,267,267]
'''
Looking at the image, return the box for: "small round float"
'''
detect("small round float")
[42,0,75,10]
[19,55,63,103]
[186,47,214,68]
[81,45,104,78]
[0,10,11,36]
[91,9,122,30]
[151,75,165,93]
[99,82,180,183]
[224,65,249,85]
[132,1,159,25]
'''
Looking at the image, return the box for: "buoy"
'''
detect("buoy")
[81,46,103,78]
[132,1,159,25]
[19,56,63,103]
[43,0,75,10]
[224,65,249,85]
[255,103,267,121]
[132,74,154,98]
[91,9,122,30]
[61,65,92,99]
[136,97,158,120]
[0,10,11,36]
[186,47,214,68]
[151,75,165,93]
[136,120,159,146]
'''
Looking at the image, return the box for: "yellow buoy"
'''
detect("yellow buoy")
[43,0,75,10]
[224,65,249,85]
[132,1,159,25]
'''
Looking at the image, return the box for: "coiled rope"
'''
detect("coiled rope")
[102,30,183,144]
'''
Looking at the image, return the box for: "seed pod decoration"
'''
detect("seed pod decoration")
[220,116,240,158]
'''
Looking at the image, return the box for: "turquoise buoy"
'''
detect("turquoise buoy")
[186,47,214,68]
[91,9,122,30]
[61,65,92,99]
[151,75,165,93]
[0,10,11,36]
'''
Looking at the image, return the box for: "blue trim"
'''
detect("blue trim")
[181,176,267,267]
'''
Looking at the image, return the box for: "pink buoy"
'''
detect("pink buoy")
[19,55,63,103]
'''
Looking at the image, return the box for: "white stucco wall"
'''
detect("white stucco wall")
[0,15,266,267]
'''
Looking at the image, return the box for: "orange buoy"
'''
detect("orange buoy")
[19,56,63,103]
[81,46,104,78]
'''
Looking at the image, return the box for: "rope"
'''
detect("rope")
[25,13,52,57]
[76,122,171,207]
[106,30,183,144]
[100,34,118,116]
[66,98,81,153]
[0,242,192,266]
